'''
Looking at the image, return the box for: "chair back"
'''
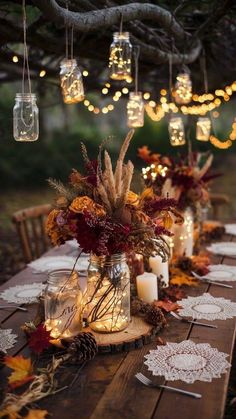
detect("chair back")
[12,204,52,263]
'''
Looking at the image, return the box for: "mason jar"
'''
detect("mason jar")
[87,253,130,333]
[196,117,211,141]
[127,92,144,128]
[174,72,192,104]
[44,269,83,339]
[109,32,132,81]
[60,58,84,104]
[13,93,39,142]
[168,116,186,146]
[172,207,194,257]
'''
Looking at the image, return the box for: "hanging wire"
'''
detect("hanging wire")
[22,0,31,96]
[65,0,69,59]
[70,25,74,59]
[134,46,140,93]
[168,38,174,105]
[201,48,216,136]
[119,12,123,34]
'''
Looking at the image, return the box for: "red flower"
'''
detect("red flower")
[28,324,52,354]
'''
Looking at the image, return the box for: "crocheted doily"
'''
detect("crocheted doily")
[179,293,236,321]
[144,340,230,383]
[28,255,89,272]
[207,242,236,257]
[206,264,236,282]
[0,283,45,304]
[0,329,18,353]
[225,224,236,236]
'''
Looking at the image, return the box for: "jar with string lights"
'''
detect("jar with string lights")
[60,59,84,104]
[196,117,211,141]
[13,0,39,142]
[172,207,194,257]
[174,72,192,104]
[168,116,186,146]
[109,32,132,80]
[13,93,39,142]
[127,46,144,128]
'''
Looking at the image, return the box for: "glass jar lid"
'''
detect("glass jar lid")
[47,269,79,288]
[113,32,130,41]
[15,93,37,101]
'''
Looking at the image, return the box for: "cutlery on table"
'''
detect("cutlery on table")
[170,311,217,329]
[135,373,202,399]
[0,305,27,312]
[191,271,233,289]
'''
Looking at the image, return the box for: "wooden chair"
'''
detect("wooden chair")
[210,193,230,220]
[12,204,52,264]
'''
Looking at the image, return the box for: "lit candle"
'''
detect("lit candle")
[172,208,194,257]
[149,255,169,288]
[136,272,158,303]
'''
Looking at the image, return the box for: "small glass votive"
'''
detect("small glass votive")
[44,269,83,339]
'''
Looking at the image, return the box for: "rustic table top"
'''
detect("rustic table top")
[0,234,236,419]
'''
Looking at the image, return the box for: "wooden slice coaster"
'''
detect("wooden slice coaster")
[84,316,161,353]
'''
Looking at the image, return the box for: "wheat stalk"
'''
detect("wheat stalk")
[114,129,134,195]
[47,178,75,200]
[116,161,134,208]
[103,150,117,206]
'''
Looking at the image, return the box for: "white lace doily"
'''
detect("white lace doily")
[225,224,236,236]
[179,293,236,320]
[144,340,230,383]
[28,255,88,272]
[207,242,236,257]
[0,283,45,304]
[206,264,236,282]
[0,329,18,353]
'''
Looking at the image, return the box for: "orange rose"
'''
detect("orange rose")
[69,196,106,217]
[127,191,139,206]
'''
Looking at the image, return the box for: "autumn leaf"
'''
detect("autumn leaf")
[4,355,34,389]
[25,409,49,419]
[28,324,52,354]
[154,299,182,312]
[0,406,22,419]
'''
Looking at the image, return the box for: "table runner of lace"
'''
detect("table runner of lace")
[179,293,236,321]
[0,283,45,304]
[0,329,18,353]
[144,340,230,383]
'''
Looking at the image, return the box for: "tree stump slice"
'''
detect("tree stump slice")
[84,316,161,353]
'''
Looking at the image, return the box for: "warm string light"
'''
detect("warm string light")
[142,163,168,180]
[209,118,236,149]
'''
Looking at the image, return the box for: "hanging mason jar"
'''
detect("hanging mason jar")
[60,58,84,104]
[127,92,144,128]
[13,93,39,142]
[44,269,83,339]
[196,117,211,141]
[109,32,132,81]
[172,207,194,257]
[87,253,130,333]
[174,72,192,104]
[168,116,186,146]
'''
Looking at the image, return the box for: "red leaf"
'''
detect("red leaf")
[154,299,182,312]
[28,324,52,354]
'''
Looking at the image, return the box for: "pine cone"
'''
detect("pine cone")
[131,297,150,316]
[145,305,167,327]
[176,256,193,274]
[0,350,5,368]
[62,332,98,363]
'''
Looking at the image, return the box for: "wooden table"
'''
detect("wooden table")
[0,235,236,419]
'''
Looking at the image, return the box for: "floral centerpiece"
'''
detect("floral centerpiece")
[46,131,180,333]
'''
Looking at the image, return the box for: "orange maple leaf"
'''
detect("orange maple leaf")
[4,355,34,389]
[154,299,182,312]
[25,409,49,419]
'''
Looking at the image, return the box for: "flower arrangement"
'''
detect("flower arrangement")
[138,146,219,215]
[46,131,181,260]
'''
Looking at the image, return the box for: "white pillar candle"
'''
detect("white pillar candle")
[149,255,169,288]
[136,272,158,303]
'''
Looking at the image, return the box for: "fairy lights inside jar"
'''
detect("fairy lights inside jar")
[109,32,132,81]
[168,116,186,146]
[13,93,39,142]
[196,117,211,141]
[60,59,85,104]
[127,92,144,128]
[174,73,192,104]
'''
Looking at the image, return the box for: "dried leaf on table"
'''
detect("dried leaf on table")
[154,299,182,312]
[28,324,52,354]
[24,409,49,419]
[170,267,199,287]
[4,355,34,389]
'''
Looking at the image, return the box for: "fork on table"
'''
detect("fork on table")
[170,311,217,329]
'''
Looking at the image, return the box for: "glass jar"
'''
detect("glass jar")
[60,59,85,104]
[172,207,194,257]
[109,32,132,81]
[127,92,144,128]
[44,269,83,339]
[168,116,186,146]
[174,73,192,104]
[87,253,130,333]
[196,117,211,141]
[13,93,39,142]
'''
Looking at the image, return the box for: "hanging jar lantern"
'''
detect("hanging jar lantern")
[13,93,39,142]
[60,59,84,104]
[196,117,211,141]
[174,72,192,104]
[127,92,144,127]
[168,116,186,146]
[109,32,132,80]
